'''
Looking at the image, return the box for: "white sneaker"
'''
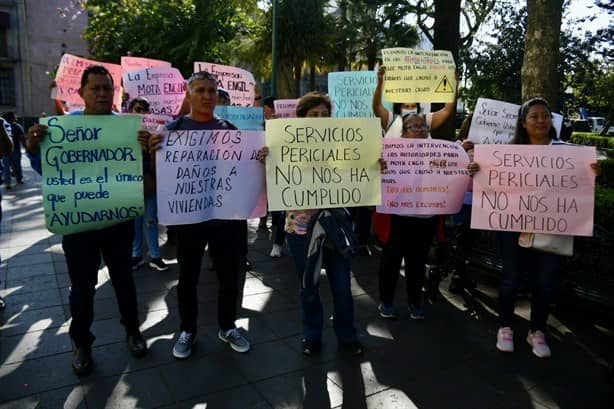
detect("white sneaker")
[496,327,514,353]
[270,244,282,258]
[527,330,551,358]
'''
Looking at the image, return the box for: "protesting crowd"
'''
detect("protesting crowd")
[2,47,599,378]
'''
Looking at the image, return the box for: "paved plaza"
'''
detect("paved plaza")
[1,163,613,408]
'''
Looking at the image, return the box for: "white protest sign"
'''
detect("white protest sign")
[469,98,564,144]
[328,71,392,118]
[120,56,171,73]
[122,67,185,116]
[156,130,267,225]
[193,62,256,106]
[377,138,470,215]
[53,54,123,107]
[273,99,298,118]
[470,144,596,236]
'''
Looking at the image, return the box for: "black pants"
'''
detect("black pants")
[349,207,372,246]
[176,220,242,334]
[63,221,139,348]
[378,215,437,306]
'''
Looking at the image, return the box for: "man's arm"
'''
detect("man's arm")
[25,124,47,175]
[372,66,391,130]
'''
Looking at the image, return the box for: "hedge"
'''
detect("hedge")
[595,186,614,234]
[598,159,614,187]
[571,132,614,149]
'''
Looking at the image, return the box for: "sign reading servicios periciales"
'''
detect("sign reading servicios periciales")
[40,115,144,234]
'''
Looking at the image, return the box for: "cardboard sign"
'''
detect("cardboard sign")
[193,62,256,106]
[214,106,264,130]
[53,54,123,107]
[328,71,392,118]
[273,99,298,118]
[470,144,596,236]
[120,56,171,73]
[156,130,267,224]
[265,118,382,211]
[381,48,456,103]
[39,115,144,234]
[469,98,563,144]
[122,67,186,116]
[377,138,470,215]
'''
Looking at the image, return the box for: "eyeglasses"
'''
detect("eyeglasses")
[188,71,218,84]
[403,124,429,131]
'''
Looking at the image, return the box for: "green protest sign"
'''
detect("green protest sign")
[39,115,144,234]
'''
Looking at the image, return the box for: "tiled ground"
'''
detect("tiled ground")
[0,162,613,408]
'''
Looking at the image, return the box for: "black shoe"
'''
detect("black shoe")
[302,339,322,356]
[448,277,465,294]
[72,346,93,376]
[339,341,363,356]
[359,245,372,256]
[127,332,148,358]
[0,295,5,310]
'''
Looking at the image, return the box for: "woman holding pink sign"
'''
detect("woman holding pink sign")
[468,97,599,359]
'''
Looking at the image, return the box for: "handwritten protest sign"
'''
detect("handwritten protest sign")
[193,62,256,106]
[140,114,173,132]
[53,54,123,107]
[470,145,596,236]
[273,99,298,118]
[469,98,563,144]
[377,138,470,215]
[328,71,392,118]
[123,67,185,116]
[156,130,266,225]
[214,106,264,130]
[265,118,382,211]
[121,56,171,73]
[39,115,144,234]
[381,48,456,103]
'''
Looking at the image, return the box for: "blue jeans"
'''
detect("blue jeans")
[286,233,357,343]
[2,150,23,184]
[497,232,560,331]
[133,195,160,258]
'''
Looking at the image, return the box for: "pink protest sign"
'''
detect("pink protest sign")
[377,138,470,215]
[193,62,256,106]
[140,114,173,132]
[470,144,596,236]
[121,56,171,73]
[53,54,123,107]
[122,67,186,116]
[273,99,298,118]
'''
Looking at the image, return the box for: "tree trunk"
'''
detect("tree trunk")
[521,0,563,109]
[431,0,461,141]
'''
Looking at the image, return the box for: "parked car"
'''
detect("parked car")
[588,116,606,133]
[572,119,591,132]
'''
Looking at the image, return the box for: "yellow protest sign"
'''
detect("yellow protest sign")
[265,118,382,211]
[381,48,456,103]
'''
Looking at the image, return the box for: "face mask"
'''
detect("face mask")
[402,108,417,116]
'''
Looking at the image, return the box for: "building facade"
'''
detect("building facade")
[0,0,88,117]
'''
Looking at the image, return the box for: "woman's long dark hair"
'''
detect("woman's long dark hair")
[511,97,557,145]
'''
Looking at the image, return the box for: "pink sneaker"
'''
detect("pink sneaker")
[496,327,514,352]
[527,330,551,358]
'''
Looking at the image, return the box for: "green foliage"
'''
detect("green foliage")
[461,4,525,109]
[570,132,614,149]
[597,159,614,188]
[81,0,260,77]
[595,186,614,233]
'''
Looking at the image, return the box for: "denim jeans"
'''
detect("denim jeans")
[2,150,23,184]
[497,232,560,331]
[133,194,160,258]
[286,233,357,343]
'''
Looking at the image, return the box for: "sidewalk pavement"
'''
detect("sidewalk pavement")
[0,161,613,409]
